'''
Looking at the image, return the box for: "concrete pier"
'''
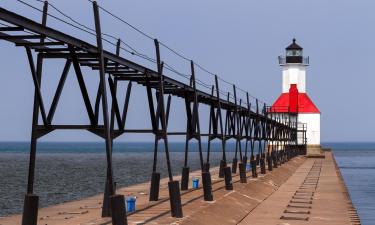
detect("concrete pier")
[238,152,360,225]
[0,152,360,225]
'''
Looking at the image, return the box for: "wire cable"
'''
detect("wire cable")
[14,0,267,107]
[19,0,159,66]
[87,0,154,41]
[84,0,266,105]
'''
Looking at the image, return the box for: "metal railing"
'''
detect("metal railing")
[278,56,309,65]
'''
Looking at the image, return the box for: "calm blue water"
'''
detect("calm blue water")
[0,141,374,224]
[0,141,238,153]
[327,143,375,225]
[0,141,240,216]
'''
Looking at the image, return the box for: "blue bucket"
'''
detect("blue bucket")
[246,163,251,171]
[126,196,136,213]
[192,178,199,189]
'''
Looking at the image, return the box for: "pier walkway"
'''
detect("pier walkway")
[238,152,360,225]
[0,152,360,225]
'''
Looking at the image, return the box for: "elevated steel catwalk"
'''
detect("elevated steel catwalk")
[0,4,303,225]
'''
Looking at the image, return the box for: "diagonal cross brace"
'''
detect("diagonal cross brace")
[25,47,49,126]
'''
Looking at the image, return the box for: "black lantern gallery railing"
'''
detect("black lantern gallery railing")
[278,55,309,65]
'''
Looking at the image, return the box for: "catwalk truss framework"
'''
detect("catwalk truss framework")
[0,2,306,225]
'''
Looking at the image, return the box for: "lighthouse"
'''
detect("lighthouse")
[271,39,321,151]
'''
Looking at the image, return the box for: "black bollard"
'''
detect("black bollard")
[224,166,233,190]
[242,156,248,165]
[267,153,273,171]
[286,150,289,161]
[260,153,266,174]
[180,167,190,191]
[239,163,247,183]
[285,150,287,162]
[202,171,214,201]
[219,160,227,178]
[110,194,127,225]
[168,180,183,218]
[203,162,210,172]
[251,159,258,178]
[260,157,266,174]
[284,150,287,162]
[285,150,289,161]
[22,194,39,225]
[149,172,160,201]
[231,158,238,174]
[273,152,278,168]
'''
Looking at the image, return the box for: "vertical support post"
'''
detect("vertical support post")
[255,99,261,167]
[260,104,266,174]
[148,71,160,202]
[238,100,247,183]
[231,85,238,174]
[153,39,182,217]
[190,62,204,171]
[22,53,43,225]
[214,77,225,178]
[102,39,122,217]
[273,108,279,168]
[205,85,215,172]
[267,107,273,171]
[92,2,126,224]
[273,118,279,169]
[192,61,213,201]
[250,99,258,178]
[214,76,232,188]
[181,98,191,191]
[22,3,48,225]
[243,92,251,166]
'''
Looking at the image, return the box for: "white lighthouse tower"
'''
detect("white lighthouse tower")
[271,39,321,152]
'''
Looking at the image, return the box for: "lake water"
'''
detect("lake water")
[0,141,235,216]
[0,141,374,225]
[329,143,375,225]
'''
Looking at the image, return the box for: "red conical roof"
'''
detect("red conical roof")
[270,84,320,113]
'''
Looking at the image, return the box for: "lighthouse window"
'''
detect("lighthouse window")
[287,50,302,56]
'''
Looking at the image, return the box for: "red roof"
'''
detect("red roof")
[271,85,320,113]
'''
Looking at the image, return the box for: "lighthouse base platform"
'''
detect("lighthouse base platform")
[307,145,326,158]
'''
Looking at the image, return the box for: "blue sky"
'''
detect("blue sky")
[0,0,374,142]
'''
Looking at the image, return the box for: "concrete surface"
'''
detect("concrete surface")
[0,152,359,225]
